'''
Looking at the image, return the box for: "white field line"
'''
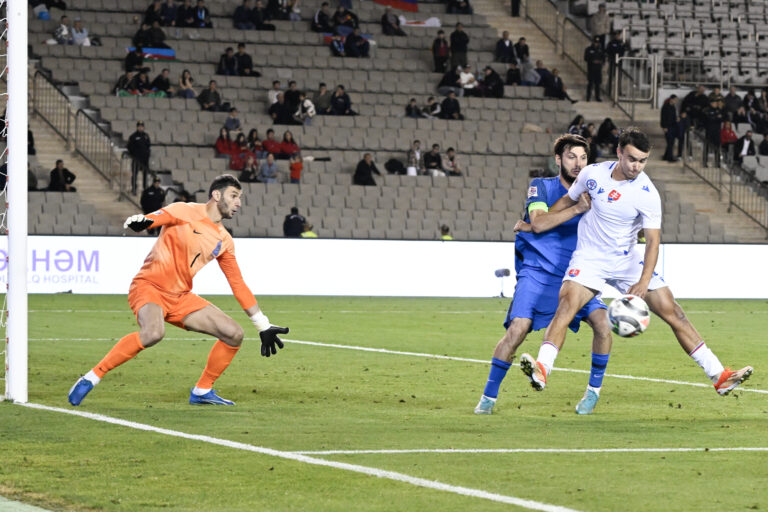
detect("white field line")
[26,336,768,395]
[18,402,580,512]
[294,447,768,456]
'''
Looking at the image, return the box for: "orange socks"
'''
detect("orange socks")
[196,341,240,389]
[93,332,145,378]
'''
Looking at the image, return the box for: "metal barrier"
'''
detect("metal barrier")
[74,109,115,183]
[32,71,70,145]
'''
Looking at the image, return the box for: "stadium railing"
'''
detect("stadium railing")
[32,70,71,147]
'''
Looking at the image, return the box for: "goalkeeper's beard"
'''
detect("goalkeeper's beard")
[217,199,236,219]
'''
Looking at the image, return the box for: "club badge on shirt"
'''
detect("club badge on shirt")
[527,186,537,198]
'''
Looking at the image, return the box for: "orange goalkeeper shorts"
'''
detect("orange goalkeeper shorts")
[128,279,211,329]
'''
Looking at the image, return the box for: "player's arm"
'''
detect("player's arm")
[218,250,289,357]
[627,228,660,298]
[528,192,590,233]
[123,208,181,232]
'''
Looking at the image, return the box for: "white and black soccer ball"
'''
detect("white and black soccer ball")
[607,294,651,338]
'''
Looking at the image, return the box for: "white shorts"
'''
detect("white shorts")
[563,248,667,294]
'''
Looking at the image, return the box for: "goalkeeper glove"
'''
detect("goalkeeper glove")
[250,311,289,357]
[123,214,154,232]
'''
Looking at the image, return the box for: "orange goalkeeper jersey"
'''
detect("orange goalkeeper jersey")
[133,202,257,310]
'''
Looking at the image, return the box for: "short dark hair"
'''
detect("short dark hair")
[553,134,589,159]
[618,127,651,152]
[209,174,242,198]
[289,80,296,86]
[438,30,444,35]
[432,144,440,149]
[273,80,280,86]
[447,147,455,152]
[267,128,274,135]
[319,82,326,88]
[291,206,299,214]
[238,42,245,48]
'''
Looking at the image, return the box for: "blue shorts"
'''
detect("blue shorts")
[504,271,606,333]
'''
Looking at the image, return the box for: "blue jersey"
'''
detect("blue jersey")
[514,177,581,284]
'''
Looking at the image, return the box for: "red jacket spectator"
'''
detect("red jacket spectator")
[279,131,300,159]
[215,128,237,156]
[289,158,303,183]
[262,137,281,155]
[720,122,738,146]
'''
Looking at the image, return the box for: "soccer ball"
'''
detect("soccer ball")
[607,294,651,337]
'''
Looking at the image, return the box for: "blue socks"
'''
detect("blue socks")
[483,357,512,399]
[588,352,610,390]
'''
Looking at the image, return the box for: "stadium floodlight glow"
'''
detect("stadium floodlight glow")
[4,0,29,403]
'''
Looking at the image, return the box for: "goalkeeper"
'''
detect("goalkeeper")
[68,174,288,406]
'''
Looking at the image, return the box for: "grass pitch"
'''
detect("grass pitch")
[1,295,766,511]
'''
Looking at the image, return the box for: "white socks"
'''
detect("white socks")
[537,342,559,376]
[689,342,725,382]
[192,387,211,396]
[84,370,101,385]
[587,385,601,396]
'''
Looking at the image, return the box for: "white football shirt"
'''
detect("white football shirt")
[567,160,662,256]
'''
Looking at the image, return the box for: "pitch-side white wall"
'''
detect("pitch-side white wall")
[0,237,766,298]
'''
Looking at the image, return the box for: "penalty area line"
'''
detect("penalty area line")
[294,447,768,456]
[17,403,580,512]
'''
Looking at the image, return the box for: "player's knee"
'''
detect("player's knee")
[141,323,165,347]
[222,323,244,347]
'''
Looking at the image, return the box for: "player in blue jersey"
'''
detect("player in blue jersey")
[474,134,613,415]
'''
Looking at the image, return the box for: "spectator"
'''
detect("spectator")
[313,83,332,114]
[300,222,318,238]
[131,69,153,95]
[589,3,610,47]
[520,59,540,86]
[584,36,604,102]
[127,121,151,194]
[720,120,738,161]
[234,0,255,29]
[194,0,212,28]
[506,61,521,85]
[596,117,619,152]
[294,91,316,125]
[424,144,444,175]
[217,47,238,75]
[247,128,263,155]
[450,23,469,69]
[459,64,478,95]
[353,153,381,186]
[28,166,38,192]
[215,127,236,158]
[757,89,768,113]
[289,154,304,183]
[198,80,228,111]
[258,153,279,183]
[140,178,166,235]
[279,130,300,159]
[432,30,450,73]
[284,80,302,112]
[113,71,135,95]
[405,98,422,118]
[224,107,241,133]
[345,28,370,58]
[133,23,154,47]
[145,0,163,25]
[513,37,529,63]
[442,147,463,176]
[605,31,625,93]
[723,86,742,120]
[48,160,77,192]
[235,43,258,76]
[330,85,355,115]
[177,0,196,27]
[495,31,515,63]
[252,0,276,30]
[734,130,755,164]
[269,92,299,124]
[71,18,91,46]
[440,225,453,240]
[268,80,282,104]
[709,86,724,106]
[661,95,679,162]
[381,6,406,36]
[743,89,759,112]
[161,0,178,26]
[262,129,281,155]
[681,85,709,127]
[423,96,441,119]
[125,47,144,72]
[568,115,585,135]
[229,134,255,170]
[330,33,346,56]
[54,15,72,45]
[149,21,170,48]
[534,60,552,89]
[312,2,333,32]
[178,69,196,98]
[703,99,724,167]
[239,155,260,182]
[544,68,575,103]
[151,68,173,96]
[447,0,472,14]
[407,140,424,175]
[477,66,504,98]
[759,133,768,156]
[437,66,463,97]
[732,106,749,130]
[440,91,463,120]
[283,207,306,237]
[333,5,359,36]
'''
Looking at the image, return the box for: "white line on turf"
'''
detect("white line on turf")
[294,447,768,455]
[26,336,768,395]
[18,402,580,512]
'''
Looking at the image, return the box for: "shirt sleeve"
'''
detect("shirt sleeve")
[525,178,549,212]
[638,184,662,230]
[145,202,204,229]
[217,246,258,311]
[567,165,591,201]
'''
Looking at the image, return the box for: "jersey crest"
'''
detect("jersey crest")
[586,179,597,190]
[608,190,621,202]
[527,186,538,198]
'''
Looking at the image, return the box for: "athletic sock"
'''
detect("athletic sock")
[192,387,211,396]
[83,370,101,386]
[689,342,725,382]
[588,352,610,393]
[93,332,145,378]
[195,341,240,389]
[536,342,559,376]
[482,357,512,399]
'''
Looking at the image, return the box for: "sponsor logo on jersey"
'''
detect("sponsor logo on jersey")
[608,190,621,202]
[586,179,597,190]
[568,268,580,277]
[527,186,538,198]
[597,187,605,194]
[642,185,650,192]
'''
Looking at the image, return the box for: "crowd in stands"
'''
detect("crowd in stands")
[215,125,304,183]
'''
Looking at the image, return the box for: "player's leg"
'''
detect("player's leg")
[520,281,595,390]
[68,303,165,406]
[645,287,753,395]
[182,304,245,405]
[575,303,612,414]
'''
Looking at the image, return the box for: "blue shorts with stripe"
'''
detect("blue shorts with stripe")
[503,270,606,333]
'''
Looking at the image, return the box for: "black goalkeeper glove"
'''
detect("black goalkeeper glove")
[123,214,154,232]
[259,325,288,357]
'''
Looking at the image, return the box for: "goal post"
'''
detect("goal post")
[4,0,29,403]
